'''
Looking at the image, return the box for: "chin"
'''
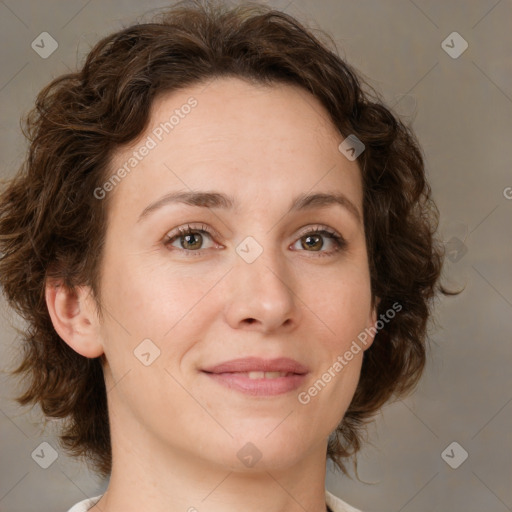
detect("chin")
[207,429,314,473]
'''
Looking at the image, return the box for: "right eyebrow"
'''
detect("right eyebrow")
[137,191,236,222]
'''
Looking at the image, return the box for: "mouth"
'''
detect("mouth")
[200,357,309,396]
[221,371,295,379]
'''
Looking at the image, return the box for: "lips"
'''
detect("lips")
[234,371,292,379]
[201,357,309,396]
[201,356,309,375]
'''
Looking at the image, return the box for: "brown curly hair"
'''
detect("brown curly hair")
[0,0,453,480]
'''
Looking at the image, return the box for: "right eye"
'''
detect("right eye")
[163,223,221,255]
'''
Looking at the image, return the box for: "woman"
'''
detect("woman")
[0,1,450,511]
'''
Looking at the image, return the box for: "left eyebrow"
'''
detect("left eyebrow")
[289,192,362,225]
[137,190,362,225]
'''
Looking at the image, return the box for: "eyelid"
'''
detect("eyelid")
[295,223,342,239]
[165,223,222,243]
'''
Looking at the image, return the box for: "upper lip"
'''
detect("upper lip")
[202,357,309,374]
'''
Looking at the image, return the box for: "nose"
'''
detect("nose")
[223,240,301,333]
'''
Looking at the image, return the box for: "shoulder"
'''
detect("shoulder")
[66,495,103,512]
[325,489,364,512]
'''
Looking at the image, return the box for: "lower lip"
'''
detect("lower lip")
[202,372,307,396]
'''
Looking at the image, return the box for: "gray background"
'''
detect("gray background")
[0,1,511,511]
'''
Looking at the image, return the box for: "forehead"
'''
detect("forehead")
[106,77,362,219]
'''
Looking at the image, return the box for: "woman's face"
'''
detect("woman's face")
[96,77,377,471]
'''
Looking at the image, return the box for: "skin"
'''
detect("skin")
[46,77,377,512]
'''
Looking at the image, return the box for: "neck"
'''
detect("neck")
[92,422,330,512]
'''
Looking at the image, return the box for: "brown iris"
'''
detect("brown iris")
[301,234,323,251]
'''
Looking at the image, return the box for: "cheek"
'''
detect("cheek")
[310,270,371,416]
[101,250,194,330]
[307,266,372,345]
[98,250,223,376]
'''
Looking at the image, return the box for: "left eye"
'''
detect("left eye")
[291,229,345,253]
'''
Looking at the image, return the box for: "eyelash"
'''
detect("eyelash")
[163,223,347,257]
